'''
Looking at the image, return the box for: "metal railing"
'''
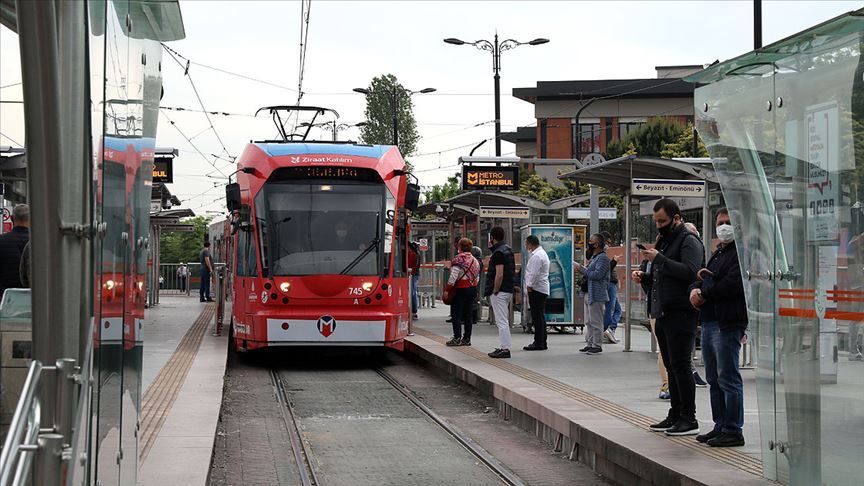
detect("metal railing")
[158,262,203,296]
[0,356,79,486]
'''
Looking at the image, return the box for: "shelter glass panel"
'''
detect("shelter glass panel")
[695,24,864,485]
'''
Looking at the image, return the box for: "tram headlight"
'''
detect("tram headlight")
[137,281,144,292]
[362,282,374,292]
[279,282,290,293]
[105,280,116,291]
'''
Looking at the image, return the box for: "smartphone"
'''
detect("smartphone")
[636,243,647,250]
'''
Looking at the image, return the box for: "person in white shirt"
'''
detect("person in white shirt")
[523,235,550,351]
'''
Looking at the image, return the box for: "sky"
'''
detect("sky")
[0,0,860,215]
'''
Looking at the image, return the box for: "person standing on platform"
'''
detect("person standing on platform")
[600,231,622,344]
[485,227,516,359]
[408,241,419,319]
[177,263,188,292]
[199,241,214,302]
[523,234,550,351]
[575,233,610,355]
[445,238,480,347]
[0,204,30,300]
[690,208,748,447]
[634,198,703,436]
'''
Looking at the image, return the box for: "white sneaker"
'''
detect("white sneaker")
[604,329,618,344]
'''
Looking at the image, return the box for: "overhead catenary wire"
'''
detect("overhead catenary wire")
[162,44,234,161]
[160,108,230,178]
[0,131,23,147]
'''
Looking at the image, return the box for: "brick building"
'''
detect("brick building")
[507,65,701,161]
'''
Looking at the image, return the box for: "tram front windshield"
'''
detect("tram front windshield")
[255,181,384,276]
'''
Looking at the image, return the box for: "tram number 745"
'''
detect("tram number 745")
[348,287,365,296]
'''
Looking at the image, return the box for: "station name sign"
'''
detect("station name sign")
[462,166,518,191]
[631,178,705,198]
[152,158,173,183]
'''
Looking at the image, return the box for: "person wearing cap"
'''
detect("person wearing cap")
[0,204,30,300]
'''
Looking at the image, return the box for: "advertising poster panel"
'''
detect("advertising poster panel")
[530,226,574,324]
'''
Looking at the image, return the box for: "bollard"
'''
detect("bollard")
[214,265,226,336]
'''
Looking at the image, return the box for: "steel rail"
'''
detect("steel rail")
[269,369,321,486]
[375,368,527,486]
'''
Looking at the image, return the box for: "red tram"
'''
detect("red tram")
[224,110,419,351]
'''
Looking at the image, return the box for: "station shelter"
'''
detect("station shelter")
[686,9,864,485]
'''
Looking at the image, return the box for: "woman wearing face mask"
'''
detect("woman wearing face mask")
[575,233,610,355]
[688,208,748,447]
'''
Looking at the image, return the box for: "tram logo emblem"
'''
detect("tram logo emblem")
[317,315,336,338]
[290,156,301,164]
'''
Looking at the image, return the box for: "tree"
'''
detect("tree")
[517,172,572,203]
[604,117,685,159]
[358,74,420,158]
[424,173,462,203]
[159,215,212,264]
[660,122,709,158]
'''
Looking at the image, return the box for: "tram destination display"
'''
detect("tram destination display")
[461,166,518,191]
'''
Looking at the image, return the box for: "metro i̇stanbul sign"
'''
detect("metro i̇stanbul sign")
[461,166,518,191]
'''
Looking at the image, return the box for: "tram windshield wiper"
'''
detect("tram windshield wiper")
[339,211,380,276]
[338,237,380,276]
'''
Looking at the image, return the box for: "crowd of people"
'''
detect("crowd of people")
[428,198,748,448]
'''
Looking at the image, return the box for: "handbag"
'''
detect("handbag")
[442,264,469,305]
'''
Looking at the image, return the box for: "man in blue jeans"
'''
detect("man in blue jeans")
[689,208,747,447]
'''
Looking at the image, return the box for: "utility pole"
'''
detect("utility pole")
[754,0,762,49]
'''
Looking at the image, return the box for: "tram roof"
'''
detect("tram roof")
[254,142,393,159]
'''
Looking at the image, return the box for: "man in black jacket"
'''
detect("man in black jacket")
[0,204,30,300]
[633,199,703,436]
[689,208,748,447]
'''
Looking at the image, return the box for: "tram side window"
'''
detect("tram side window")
[246,231,258,276]
[236,231,247,276]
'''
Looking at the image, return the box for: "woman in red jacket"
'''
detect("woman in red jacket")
[446,238,480,347]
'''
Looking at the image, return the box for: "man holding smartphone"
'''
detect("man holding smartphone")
[633,199,703,436]
[689,208,748,447]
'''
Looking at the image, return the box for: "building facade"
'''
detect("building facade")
[511,66,701,161]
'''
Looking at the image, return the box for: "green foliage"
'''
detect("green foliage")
[517,173,572,203]
[604,117,686,159]
[358,74,420,158]
[424,173,462,203]
[159,216,212,264]
[660,122,709,158]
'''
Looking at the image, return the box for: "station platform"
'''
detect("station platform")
[137,296,228,486]
[407,304,772,486]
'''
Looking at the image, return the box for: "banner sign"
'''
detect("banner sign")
[567,207,617,220]
[631,178,705,197]
[462,166,518,191]
[806,102,840,242]
[153,157,173,183]
[411,221,449,232]
[479,206,530,219]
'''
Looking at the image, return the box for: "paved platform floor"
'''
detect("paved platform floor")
[138,296,228,486]
[412,303,763,462]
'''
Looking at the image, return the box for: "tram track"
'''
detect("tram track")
[268,364,527,486]
[374,368,527,486]
[269,369,321,486]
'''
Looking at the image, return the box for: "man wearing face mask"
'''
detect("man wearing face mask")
[689,208,748,447]
[633,198,703,436]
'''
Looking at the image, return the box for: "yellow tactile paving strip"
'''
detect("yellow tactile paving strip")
[415,327,764,478]
[139,304,216,462]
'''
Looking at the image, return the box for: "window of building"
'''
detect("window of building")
[573,123,600,157]
[618,122,645,140]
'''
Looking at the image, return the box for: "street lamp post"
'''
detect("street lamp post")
[353,85,435,148]
[444,34,549,156]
